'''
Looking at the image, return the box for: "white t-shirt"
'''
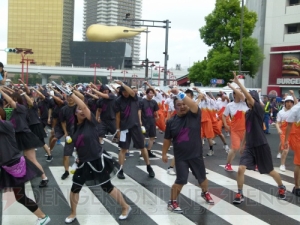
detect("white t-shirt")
[217,100,228,111]
[277,108,292,122]
[287,102,300,123]
[223,101,248,117]
[153,92,163,104]
[165,97,175,112]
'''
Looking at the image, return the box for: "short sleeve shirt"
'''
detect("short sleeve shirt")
[87,97,98,115]
[286,102,300,124]
[10,104,31,133]
[245,102,268,148]
[223,101,248,131]
[97,93,116,120]
[27,102,41,125]
[38,98,49,120]
[140,98,159,125]
[73,112,103,162]
[60,105,77,135]
[114,94,140,130]
[164,109,202,161]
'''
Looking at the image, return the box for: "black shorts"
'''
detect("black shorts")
[239,144,274,174]
[144,122,156,138]
[98,120,116,137]
[175,156,206,185]
[64,141,74,157]
[54,127,64,139]
[118,126,144,150]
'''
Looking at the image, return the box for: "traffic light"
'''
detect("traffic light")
[4,48,17,53]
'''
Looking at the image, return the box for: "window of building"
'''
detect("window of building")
[289,0,300,5]
[286,23,300,34]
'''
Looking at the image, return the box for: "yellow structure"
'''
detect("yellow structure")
[7,0,74,66]
[86,24,146,42]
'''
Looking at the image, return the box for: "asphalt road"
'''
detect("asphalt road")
[1,124,299,225]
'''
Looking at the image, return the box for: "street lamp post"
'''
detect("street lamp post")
[155,65,164,86]
[239,0,245,74]
[107,66,115,82]
[121,70,128,82]
[21,57,36,85]
[90,63,100,84]
[124,15,171,86]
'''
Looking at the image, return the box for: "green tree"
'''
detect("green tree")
[189,0,264,85]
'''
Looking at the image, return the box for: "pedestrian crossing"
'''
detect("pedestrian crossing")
[1,141,300,225]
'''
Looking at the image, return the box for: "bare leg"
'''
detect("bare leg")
[281,149,289,166]
[141,148,150,165]
[170,157,175,167]
[171,183,184,200]
[294,165,300,188]
[237,165,246,190]
[24,149,46,180]
[226,150,236,164]
[67,192,79,219]
[109,187,130,216]
[33,208,46,219]
[43,144,51,156]
[269,170,283,186]
[118,149,127,166]
[199,178,208,192]
[147,137,155,150]
[63,156,70,172]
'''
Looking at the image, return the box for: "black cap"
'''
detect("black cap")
[100,85,110,92]
[249,90,259,102]
[0,62,3,68]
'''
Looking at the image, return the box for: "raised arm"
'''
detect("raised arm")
[0,87,17,108]
[171,88,198,114]
[115,80,135,98]
[70,92,91,121]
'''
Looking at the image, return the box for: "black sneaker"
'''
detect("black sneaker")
[278,186,286,200]
[148,151,156,158]
[147,165,155,178]
[117,169,125,179]
[46,155,53,162]
[61,171,69,180]
[39,179,49,188]
[292,187,300,196]
[233,193,244,204]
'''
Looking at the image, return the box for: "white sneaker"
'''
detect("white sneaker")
[212,140,216,145]
[223,145,230,153]
[277,153,281,159]
[279,165,286,172]
[100,140,104,145]
[206,150,214,156]
[167,168,176,175]
[226,132,230,137]
[202,139,205,145]
[35,215,50,225]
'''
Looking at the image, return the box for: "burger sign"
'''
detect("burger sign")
[282,56,300,76]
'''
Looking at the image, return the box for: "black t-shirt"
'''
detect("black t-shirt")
[10,104,31,133]
[164,109,202,160]
[52,103,65,129]
[73,112,103,162]
[114,94,140,130]
[245,102,268,148]
[97,93,116,120]
[38,98,49,120]
[140,98,159,125]
[87,97,98,115]
[0,120,22,166]
[60,104,77,135]
[27,102,41,125]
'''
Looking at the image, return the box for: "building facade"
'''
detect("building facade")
[7,0,74,66]
[82,0,142,62]
[247,0,300,96]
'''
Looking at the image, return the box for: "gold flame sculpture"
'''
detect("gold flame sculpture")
[86,24,146,42]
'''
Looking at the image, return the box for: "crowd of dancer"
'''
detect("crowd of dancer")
[0,61,299,224]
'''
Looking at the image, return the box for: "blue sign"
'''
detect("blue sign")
[210,78,224,84]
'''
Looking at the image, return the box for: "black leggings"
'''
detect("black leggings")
[71,181,114,194]
[12,184,38,213]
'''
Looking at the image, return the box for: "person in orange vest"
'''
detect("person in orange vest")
[263,96,271,134]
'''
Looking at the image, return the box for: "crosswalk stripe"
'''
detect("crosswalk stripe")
[220,165,294,190]
[206,168,300,222]
[49,167,119,225]
[136,165,269,225]
[112,170,195,225]
[2,183,37,225]
[273,167,294,178]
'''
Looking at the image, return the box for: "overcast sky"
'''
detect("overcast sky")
[0,0,216,69]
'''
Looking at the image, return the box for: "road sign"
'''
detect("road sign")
[210,78,224,84]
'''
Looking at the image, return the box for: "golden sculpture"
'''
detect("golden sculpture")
[86,24,146,42]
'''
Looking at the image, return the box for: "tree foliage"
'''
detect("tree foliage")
[189,0,264,86]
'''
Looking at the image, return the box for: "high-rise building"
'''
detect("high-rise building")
[7,0,75,66]
[83,0,142,62]
[246,0,300,96]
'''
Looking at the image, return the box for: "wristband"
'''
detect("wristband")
[177,92,186,101]
[116,129,120,131]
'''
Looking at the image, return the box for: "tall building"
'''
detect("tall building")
[7,0,75,66]
[246,0,300,96]
[83,0,142,62]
